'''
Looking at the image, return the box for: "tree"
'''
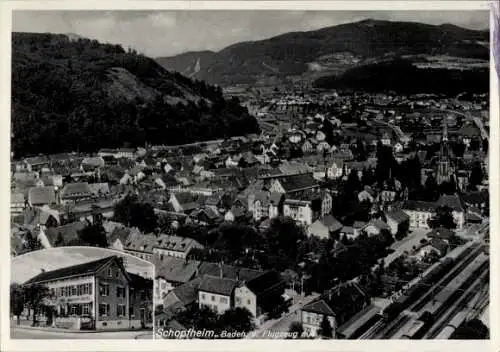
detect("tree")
[469,161,484,190]
[423,174,439,201]
[288,322,304,338]
[427,206,457,229]
[23,231,42,252]
[319,315,333,338]
[10,283,25,325]
[451,319,489,339]
[23,283,51,326]
[218,307,255,335]
[113,195,158,233]
[77,224,108,247]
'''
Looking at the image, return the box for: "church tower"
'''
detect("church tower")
[435,118,454,185]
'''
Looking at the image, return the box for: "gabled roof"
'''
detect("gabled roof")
[61,182,92,198]
[155,257,201,284]
[24,256,123,285]
[155,234,203,253]
[273,173,318,193]
[245,270,283,297]
[198,275,238,296]
[385,210,410,224]
[198,262,262,282]
[366,219,391,231]
[436,194,464,212]
[302,299,336,316]
[28,187,56,205]
[402,200,437,212]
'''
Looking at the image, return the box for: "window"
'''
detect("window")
[99,283,109,296]
[211,295,215,302]
[201,293,206,300]
[247,299,251,305]
[82,303,90,315]
[50,288,55,297]
[220,297,228,304]
[71,285,77,296]
[108,268,113,277]
[116,270,119,278]
[129,307,135,318]
[161,282,166,289]
[117,286,126,298]
[77,285,83,296]
[235,297,241,304]
[99,304,109,317]
[71,306,78,315]
[306,316,311,324]
[117,304,126,318]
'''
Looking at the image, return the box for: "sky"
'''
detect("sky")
[11,247,154,284]
[12,10,489,58]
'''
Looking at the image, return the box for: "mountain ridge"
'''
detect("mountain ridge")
[156,19,489,86]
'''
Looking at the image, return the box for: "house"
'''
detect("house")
[425,227,455,242]
[39,221,87,248]
[22,255,152,330]
[307,215,343,240]
[107,226,135,251]
[124,233,157,262]
[28,186,56,207]
[326,160,344,179]
[358,187,375,203]
[362,219,391,237]
[352,221,367,237]
[153,234,204,260]
[60,183,93,204]
[436,194,465,230]
[88,183,111,197]
[81,157,105,169]
[234,270,286,320]
[269,173,319,194]
[401,200,437,229]
[248,191,270,221]
[224,205,247,222]
[11,192,26,216]
[460,191,488,212]
[385,210,410,236]
[24,156,50,172]
[393,142,404,154]
[301,282,369,338]
[339,226,355,240]
[268,192,284,219]
[168,192,205,214]
[198,275,238,314]
[381,132,392,146]
[302,140,313,154]
[415,238,449,260]
[154,257,201,303]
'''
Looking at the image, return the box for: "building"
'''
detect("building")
[385,210,410,236]
[435,120,455,185]
[436,194,465,230]
[22,256,152,331]
[28,187,56,207]
[11,192,26,216]
[307,215,343,240]
[268,173,319,194]
[362,219,391,237]
[154,257,201,303]
[301,282,369,338]
[401,200,437,229]
[198,275,237,314]
[60,183,93,205]
[153,235,204,260]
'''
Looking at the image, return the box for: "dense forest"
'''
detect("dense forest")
[11,32,260,158]
[313,59,489,95]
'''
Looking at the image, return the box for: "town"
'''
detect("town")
[11,86,490,339]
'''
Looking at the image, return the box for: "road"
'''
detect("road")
[371,119,409,143]
[384,228,429,268]
[247,293,319,339]
[10,327,153,339]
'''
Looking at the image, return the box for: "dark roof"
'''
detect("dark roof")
[428,238,449,254]
[274,173,318,193]
[320,215,343,232]
[245,270,283,297]
[436,194,464,212]
[108,226,132,245]
[302,299,335,316]
[24,256,122,285]
[460,191,488,205]
[402,200,437,212]
[128,272,153,289]
[61,182,92,198]
[198,262,263,282]
[169,276,203,306]
[198,275,238,296]
[385,210,410,224]
[155,257,200,284]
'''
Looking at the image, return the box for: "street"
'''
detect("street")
[10,327,153,339]
[384,228,429,268]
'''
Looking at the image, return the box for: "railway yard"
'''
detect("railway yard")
[335,227,489,340]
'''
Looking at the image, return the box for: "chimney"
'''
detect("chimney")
[41,268,46,273]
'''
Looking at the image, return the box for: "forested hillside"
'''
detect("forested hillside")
[12,32,259,157]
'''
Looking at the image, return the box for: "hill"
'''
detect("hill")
[156,19,489,87]
[11,32,259,158]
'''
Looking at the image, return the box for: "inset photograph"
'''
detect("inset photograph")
[10,247,154,339]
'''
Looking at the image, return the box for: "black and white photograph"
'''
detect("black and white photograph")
[10,247,154,339]
[6,3,493,346]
